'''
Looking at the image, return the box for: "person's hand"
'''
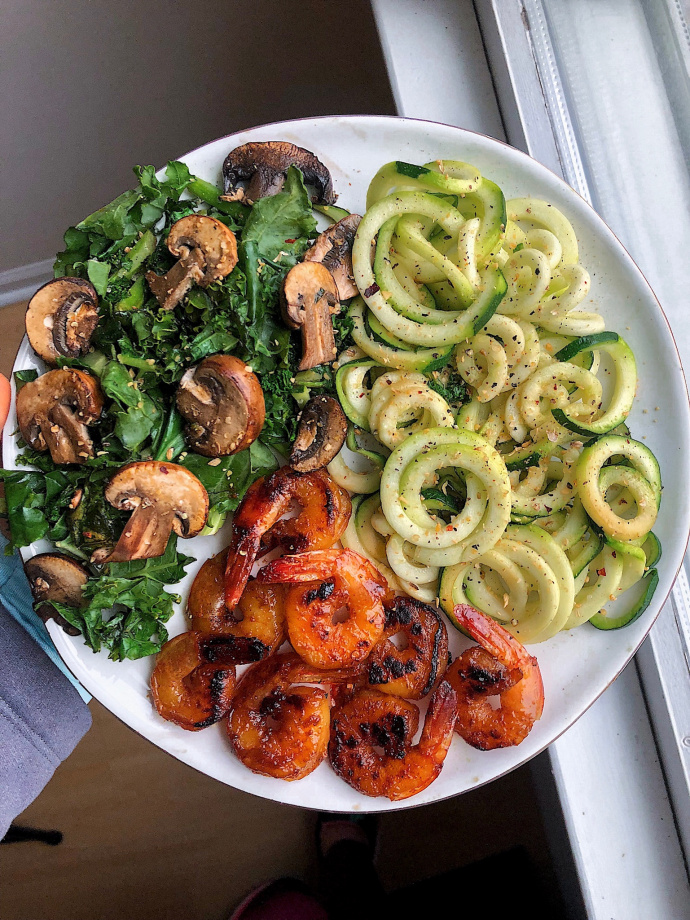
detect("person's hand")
[0,373,9,432]
[0,372,10,540]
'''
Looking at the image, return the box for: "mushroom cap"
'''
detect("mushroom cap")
[304,214,361,300]
[16,368,104,464]
[176,354,265,457]
[105,461,209,538]
[167,215,238,286]
[26,277,99,365]
[289,395,348,472]
[25,552,88,606]
[24,552,89,636]
[222,141,336,205]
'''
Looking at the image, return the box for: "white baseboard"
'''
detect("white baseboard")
[0,259,54,307]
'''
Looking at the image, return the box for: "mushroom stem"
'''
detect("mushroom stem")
[302,297,337,370]
[102,504,174,564]
[146,248,205,311]
[146,215,238,311]
[53,290,99,356]
[41,417,84,465]
[281,261,340,370]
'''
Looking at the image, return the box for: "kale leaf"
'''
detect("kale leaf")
[241,166,316,261]
[180,440,278,517]
[54,537,194,661]
[427,365,469,407]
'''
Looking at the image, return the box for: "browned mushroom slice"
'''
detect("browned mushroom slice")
[24,553,89,636]
[304,214,361,300]
[280,262,340,370]
[222,141,336,205]
[168,215,238,285]
[25,277,99,365]
[145,215,238,311]
[16,369,104,465]
[289,396,348,472]
[176,354,265,457]
[94,461,209,564]
[146,247,205,310]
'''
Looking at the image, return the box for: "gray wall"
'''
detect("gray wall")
[1,0,395,272]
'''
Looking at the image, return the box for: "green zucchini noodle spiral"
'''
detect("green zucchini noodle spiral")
[368,370,455,449]
[326,158,662,638]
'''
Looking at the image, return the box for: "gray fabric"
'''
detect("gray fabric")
[0,602,91,836]
[0,537,90,701]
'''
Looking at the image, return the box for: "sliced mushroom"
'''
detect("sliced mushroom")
[93,461,209,564]
[146,215,238,311]
[281,261,340,370]
[304,214,361,299]
[289,396,348,472]
[25,553,89,636]
[16,369,104,465]
[146,246,205,311]
[176,354,265,457]
[222,141,336,205]
[26,277,99,365]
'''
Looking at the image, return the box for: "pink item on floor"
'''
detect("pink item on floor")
[229,878,328,920]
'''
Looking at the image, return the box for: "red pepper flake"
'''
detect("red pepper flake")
[364,282,380,298]
[161,466,169,474]
[285,238,296,243]
[596,567,606,577]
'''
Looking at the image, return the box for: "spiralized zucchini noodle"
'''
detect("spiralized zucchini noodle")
[331,158,662,640]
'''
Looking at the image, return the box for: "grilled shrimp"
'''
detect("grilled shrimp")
[257,549,389,669]
[150,631,255,731]
[227,653,355,781]
[224,467,351,609]
[447,604,544,750]
[365,596,449,700]
[329,682,457,801]
[188,548,286,658]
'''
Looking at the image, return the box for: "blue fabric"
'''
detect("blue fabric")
[0,602,92,835]
[0,538,90,702]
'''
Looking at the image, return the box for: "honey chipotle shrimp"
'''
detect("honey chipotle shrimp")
[188,548,286,658]
[447,605,544,751]
[224,466,351,609]
[227,653,354,781]
[257,549,390,669]
[365,596,449,700]
[329,682,457,801]
[150,631,258,731]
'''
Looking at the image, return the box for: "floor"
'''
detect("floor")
[0,297,568,918]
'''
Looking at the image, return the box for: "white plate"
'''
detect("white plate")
[5,115,690,812]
